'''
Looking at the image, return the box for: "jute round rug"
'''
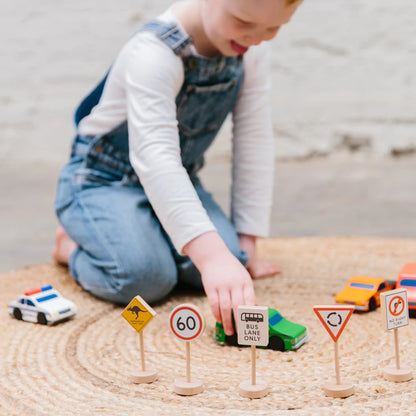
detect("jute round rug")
[1,237,416,416]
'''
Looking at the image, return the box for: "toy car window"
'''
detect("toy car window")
[27,300,35,306]
[269,313,283,326]
[19,299,25,304]
[349,283,375,290]
[377,283,386,291]
[400,279,416,287]
[36,293,58,303]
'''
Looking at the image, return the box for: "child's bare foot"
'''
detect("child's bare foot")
[248,261,281,280]
[52,226,78,266]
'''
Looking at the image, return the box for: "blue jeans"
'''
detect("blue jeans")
[55,135,248,305]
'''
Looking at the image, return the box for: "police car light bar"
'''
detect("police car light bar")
[24,285,53,296]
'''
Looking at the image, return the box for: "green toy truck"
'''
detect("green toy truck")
[215,307,307,351]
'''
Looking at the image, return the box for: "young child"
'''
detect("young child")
[53,0,303,336]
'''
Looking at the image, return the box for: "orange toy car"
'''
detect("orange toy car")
[335,276,396,311]
[396,263,416,313]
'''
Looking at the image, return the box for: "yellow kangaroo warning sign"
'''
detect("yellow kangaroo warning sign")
[121,296,156,333]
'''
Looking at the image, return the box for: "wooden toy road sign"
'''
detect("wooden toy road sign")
[121,296,156,333]
[121,296,158,383]
[313,305,354,342]
[380,289,412,382]
[381,288,409,331]
[169,304,205,341]
[237,305,270,399]
[237,306,269,346]
[313,305,355,398]
[169,304,206,396]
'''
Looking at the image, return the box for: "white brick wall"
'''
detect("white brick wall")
[2,0,415,162]
[271,0,416,158]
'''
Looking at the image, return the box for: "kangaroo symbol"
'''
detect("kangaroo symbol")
[128,306,146,319]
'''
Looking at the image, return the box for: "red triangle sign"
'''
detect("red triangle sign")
[313,305,354,342]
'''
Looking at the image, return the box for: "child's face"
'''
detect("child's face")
[201,0,301,56]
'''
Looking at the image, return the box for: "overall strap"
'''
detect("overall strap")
[74,70,109,127]
[141,20,192,55]
[73,20,192,127]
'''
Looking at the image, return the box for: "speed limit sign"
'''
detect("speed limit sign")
[169,304,205,341]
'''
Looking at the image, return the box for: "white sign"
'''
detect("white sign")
[169,304,205,341]
[313,305,354,342]
[237,306,269,346]
[381,289,409,330]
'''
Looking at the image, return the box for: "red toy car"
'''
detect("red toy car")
[396,263,416,315]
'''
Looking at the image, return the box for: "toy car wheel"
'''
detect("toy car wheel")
[37,312,48,325]
[225,333,238,346]
[268,335,285,351]
[13,308,23,320]
[369,298,376,311]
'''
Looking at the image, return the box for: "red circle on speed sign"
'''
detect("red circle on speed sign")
[389,295,405,316]
[169,304,205,341]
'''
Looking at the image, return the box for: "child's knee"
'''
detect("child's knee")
[72,248,177,305]
[115,255,178,305]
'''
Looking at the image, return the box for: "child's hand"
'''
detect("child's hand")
[183,231,256,336]
[238,234,281,279]
[200,250,255,335]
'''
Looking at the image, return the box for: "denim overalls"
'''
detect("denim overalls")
[55,20,248,305]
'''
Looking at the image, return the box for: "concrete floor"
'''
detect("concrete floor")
[2,153,416,273]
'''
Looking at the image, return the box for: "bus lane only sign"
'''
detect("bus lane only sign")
[381,288,409,331]
[237,306,269,347]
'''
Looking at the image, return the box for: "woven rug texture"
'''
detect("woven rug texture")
[1,237,416,416]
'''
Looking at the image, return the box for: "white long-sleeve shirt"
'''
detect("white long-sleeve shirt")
[78,8,274,253]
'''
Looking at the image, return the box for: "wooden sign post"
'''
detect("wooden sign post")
[380,288,413,382]
[313,305,354,398]
[169,304,206,395]
[237,305,270,399]
[121,296,157,383]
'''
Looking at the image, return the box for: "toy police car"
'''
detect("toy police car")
[8,285,77,325]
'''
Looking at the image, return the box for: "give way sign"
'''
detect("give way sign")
[313,305,354,342]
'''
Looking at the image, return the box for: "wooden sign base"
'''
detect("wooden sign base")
[174,378,204,396]
[323,381,354,398]
[383,365,413,382]
[382,327,413,382]
[133,368,158,384]
[132,332,158,384]
[239,380,269,399]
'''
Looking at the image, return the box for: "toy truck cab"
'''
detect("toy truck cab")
[397,263,416,312]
